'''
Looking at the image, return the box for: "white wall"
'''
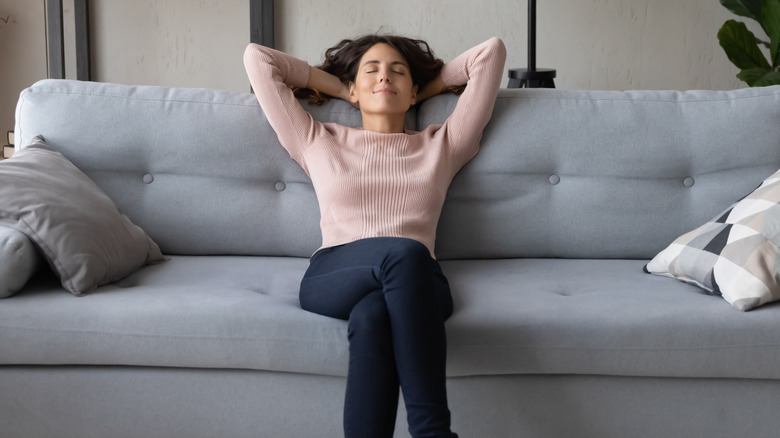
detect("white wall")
[0,0,47,137]
[275,0,749,91]
[89,0,249,90]
[1,0,768,134]
[88,0,753,91]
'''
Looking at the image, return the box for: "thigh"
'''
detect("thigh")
[298,241,385,320]
[299,237,454,321]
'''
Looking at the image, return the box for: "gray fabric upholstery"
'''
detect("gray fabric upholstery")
[16,81,780,259]
[6,79,780,437]
[0,226,39,298]
[2,367,779,438]
[4,256,780,380]
[427,88,780,259]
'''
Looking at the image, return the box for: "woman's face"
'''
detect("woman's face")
[349,43,418,118]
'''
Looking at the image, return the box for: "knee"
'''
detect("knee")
[383,238,432,268]
[348,292,391,342]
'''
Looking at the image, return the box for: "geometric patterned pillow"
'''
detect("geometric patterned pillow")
[644,170,780,311]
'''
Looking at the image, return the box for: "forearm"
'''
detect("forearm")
[306,67,351,102]
[418,39,503,104]
[439,37,507,153]
[243,43,316,165]
[416,74,447,103]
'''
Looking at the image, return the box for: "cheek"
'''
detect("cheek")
[405,84,418,99]
[349,79,368,101]
[355,77,372,95]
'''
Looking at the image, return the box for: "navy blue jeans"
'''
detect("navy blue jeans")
[299,237,458,438]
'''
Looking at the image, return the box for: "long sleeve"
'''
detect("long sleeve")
[243,44,321,169]
[437,37,507,161]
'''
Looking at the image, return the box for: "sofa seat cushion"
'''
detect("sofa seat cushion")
[1,257,779,380]
[0,256,347,376]
[443,259,780,379]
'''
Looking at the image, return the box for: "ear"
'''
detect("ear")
[410,84,419,105]
[349,81,359,105]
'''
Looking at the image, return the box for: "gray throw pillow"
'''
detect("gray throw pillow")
[0,136,164,295]
[0,225,41,298]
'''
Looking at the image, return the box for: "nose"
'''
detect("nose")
[379,70,391,84]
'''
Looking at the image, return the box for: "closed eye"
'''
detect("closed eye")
[361,59,410,75]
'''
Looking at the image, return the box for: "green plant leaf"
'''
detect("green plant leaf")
[737,68,780,85]
[720,0,765,22]
[739,68,780,85]
[737,67,771,85]
[719,20,772,70]
[762,0,780,65]
[753,70,780,85]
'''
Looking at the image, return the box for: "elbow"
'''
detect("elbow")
[244,43,279,80]
[243,43,263,69]
[488,37,507,63]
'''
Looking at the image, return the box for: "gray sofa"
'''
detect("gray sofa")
[3,78,780,438]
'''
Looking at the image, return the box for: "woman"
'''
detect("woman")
[244,34,505,438]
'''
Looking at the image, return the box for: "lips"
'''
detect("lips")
[373,88,397,95]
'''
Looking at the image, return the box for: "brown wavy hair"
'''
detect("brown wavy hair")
[294,34,464,105]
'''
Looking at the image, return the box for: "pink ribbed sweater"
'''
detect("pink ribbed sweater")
[244,38,506,257]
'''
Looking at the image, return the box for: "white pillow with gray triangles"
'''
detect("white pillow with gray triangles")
[645,171,780,311]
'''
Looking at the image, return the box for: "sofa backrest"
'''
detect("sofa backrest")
[429,86,780,259]
[15,80,780,259]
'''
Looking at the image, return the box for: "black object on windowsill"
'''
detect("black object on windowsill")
[507,0,556,88]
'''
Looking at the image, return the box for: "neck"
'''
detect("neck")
[360,112,406,134]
